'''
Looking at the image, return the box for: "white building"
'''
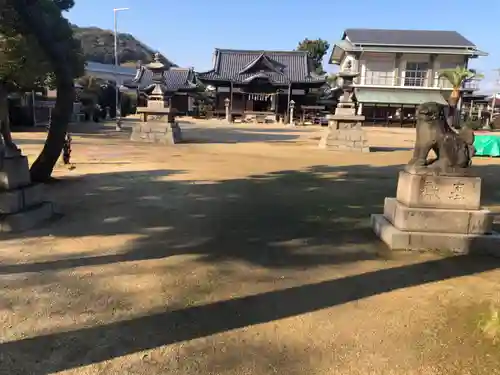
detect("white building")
[329,28,488,126]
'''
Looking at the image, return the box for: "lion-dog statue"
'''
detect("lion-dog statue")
[407,101,475,172]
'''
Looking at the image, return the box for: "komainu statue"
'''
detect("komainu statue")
[407,101,474,173]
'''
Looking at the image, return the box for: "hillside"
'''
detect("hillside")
[72,26,176,67]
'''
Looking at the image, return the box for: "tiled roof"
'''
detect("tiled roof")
[198,49,326,85]
[343,29,476,48]
[85,61,137,76]
[124,66,198,92]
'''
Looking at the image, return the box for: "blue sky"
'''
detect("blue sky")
[67,0,499,93]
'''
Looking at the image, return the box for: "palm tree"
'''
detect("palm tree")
[438,66,484,127]
[326,73,338,87]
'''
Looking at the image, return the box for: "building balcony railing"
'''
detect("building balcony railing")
[361,71,480,90]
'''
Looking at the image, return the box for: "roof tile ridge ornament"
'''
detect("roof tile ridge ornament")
[242,72,273,84]
[239,53,283,75]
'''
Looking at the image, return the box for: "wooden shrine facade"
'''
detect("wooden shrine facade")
[197,49,327,120]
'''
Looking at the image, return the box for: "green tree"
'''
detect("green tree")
[0,32,58,152]
[438,66,483,127]
[1,0,85,182]
[326,73,338,87]
[297,38,330,75]
[438,66,483,107]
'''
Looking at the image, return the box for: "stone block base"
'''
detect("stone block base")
[319,128,370,152]
[0,184,44,214]
[131,122,182,145]
[383,197,492,235]
[396,170,481,210]
[371,214,500,256]
[0,156,31,190]
[0,201,55,232]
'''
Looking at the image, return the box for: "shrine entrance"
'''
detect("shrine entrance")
[235,77,279,123]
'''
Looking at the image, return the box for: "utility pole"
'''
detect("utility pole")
[489,68,500,125]
[113,7,130,131]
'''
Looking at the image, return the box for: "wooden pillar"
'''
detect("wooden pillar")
[428,54,437,87]
[274,91,279,120]
[215,88,219,118]
[386,104,390,127]
[287,83,292,121]
[393,53,402,86]
[229,82,234,122]
[399,105,403,128]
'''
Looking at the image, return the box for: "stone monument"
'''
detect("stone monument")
[371,101,500,255]
[0,124,54,232]
[131,53,182,145]
[319,69,370,152]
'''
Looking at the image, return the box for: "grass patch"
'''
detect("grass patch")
[478,305,500,344]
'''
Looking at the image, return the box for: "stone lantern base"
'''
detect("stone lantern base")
[319,109,370,152]
[132,106,182,145]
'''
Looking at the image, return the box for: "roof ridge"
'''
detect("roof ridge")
[215,48,308,54]
[345,28,461,33]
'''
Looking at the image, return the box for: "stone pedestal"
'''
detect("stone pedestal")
[131,107,182,145]
[319,112,370,152]
[131,121,182,145]
[371,169,500,255]
[0,155,55,233]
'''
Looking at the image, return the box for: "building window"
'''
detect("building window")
[364,60,395,86]
[364,71,394,85]
[404,62,429,87]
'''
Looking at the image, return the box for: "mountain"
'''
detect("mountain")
[72,26,176,67]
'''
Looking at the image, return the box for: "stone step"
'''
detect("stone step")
[383,197,493,235]
[0,184,44,214]
[371,213,500,255]
[0,201,55,233]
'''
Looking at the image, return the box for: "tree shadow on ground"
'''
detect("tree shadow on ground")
[1,255,498,374]
[0,163,401,273]
[2,162,500,274]
[2,162,500,373]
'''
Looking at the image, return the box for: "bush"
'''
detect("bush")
[461,120,483,130]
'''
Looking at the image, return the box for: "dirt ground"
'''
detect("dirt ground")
[2,119,500,375]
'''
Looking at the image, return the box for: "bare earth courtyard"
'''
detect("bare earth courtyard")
[2,119,500,375]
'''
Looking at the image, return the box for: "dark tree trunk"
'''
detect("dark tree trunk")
[12,0,75,183]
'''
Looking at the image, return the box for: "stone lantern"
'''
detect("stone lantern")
[131,53,182,144]
[145,53,170,106]
[318,70,370,152]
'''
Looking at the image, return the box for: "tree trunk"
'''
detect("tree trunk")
[446,88,461,132]
[0,85,9,139]
[12,1,75,183]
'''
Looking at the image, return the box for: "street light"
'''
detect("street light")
[113,7,130,131]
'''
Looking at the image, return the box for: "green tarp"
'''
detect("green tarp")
[474,135,500,157]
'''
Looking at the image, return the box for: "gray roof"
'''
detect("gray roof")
[343,28,476,48]
[124,66,198,92]
[85,61,137,76]
[198,49,326,85]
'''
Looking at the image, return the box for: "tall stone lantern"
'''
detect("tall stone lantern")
[318,70,370,152]
[132,53,182,144]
